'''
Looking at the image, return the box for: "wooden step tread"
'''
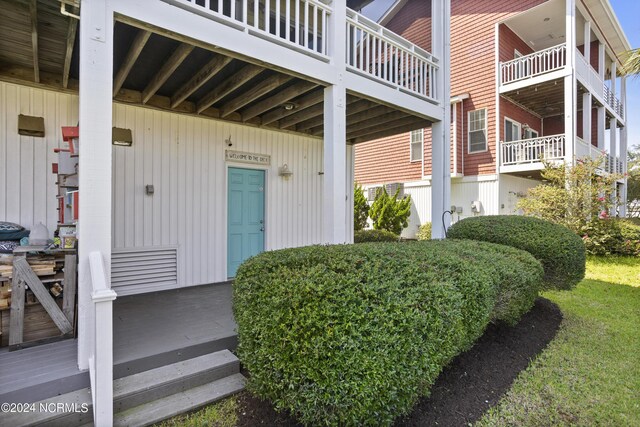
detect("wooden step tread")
[113,373,246,427]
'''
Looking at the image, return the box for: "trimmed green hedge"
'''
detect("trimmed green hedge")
[233,240,542,426]
[353,229,398,243]
[447,215,585,290]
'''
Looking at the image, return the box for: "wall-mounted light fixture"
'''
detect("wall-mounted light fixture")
[279,163,293,179]
[18,114,45,137]
[225,135,232,147]
[112,127,133,146]
[145,185,155,196]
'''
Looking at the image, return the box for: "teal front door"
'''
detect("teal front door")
[227,167,265,277]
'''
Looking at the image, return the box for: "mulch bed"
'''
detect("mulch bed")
[235,298,563,427]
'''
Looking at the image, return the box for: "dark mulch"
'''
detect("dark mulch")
[235,298,563,427]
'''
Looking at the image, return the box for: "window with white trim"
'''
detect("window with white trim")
[524,128,538,139]
[410,129,423,162]
[468,109,487,153]
[505,118,521,142]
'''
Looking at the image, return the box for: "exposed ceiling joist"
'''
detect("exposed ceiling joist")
[351,119,428,144]
[113,29,151,96]
[220,74,293,118]
[170,55,233,109]
[296,99,390,134]
[260,89,324,125]
[142,43,195,104]
[310,105,394,136]
[279,103,324,129]
[62,15,78,89]
[196,64,263,114]
[241,80,317,121]
[348,115,422,140]
[29,0,39,83]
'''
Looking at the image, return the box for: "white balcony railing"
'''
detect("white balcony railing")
[88,251,117,426]
[346,8,439,101]
[575,136,617,173]
[603,84,624,119]
[168,0,332,57]
[500,43,566,86]
[575,50,604,98]
[501,134,565,166]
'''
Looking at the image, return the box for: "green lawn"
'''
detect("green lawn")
[477,256,640,426]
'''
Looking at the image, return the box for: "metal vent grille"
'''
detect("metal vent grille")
[367,187,380,201]
[111,246,178,296]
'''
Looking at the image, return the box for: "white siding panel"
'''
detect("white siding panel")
[403,184,432,238]
[110,103,325,287]
[499,175,539,215]
[451,179,499,219]
[1,81,326,291]
[0,81,78,235]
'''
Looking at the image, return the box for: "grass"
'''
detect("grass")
[154,396,238,427]
[477,256,640,426]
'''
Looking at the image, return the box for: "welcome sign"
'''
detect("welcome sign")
[225,150,271,166]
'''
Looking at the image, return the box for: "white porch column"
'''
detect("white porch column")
[620,76,628,216]
[322,0,347,244]
[597,106,605,150]
[582,92,592,145]
[609,117,618,215]
[564,0,576,163]
[431,0,451,239]
[583,21,591,65]
[78,1,114,369]
[598,42,605,80]
[611,61,617,102]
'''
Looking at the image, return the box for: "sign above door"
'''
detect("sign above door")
[225,150,271,166]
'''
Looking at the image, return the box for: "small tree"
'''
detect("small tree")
[517,157,622,236]
[353,183,369,231]
[369,187,412,235]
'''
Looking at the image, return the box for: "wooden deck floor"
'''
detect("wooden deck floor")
[0,282,236,403]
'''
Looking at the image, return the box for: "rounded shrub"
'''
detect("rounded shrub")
[353,229,398,243]
[447,215,585,290]
[233,240,543,426]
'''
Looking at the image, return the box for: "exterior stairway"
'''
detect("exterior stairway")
[0,350,245,427]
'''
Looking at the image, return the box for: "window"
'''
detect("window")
[410,129,423,162]
[524,128,538,139]
[505,118,521,142]
[468,109,487,153]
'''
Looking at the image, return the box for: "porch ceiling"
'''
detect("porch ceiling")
[0,0,429,144]
[501,78,565,118]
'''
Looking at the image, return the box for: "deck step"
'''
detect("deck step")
[0,350,245,427]
[113,373,245,427]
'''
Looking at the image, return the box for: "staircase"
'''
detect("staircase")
[0,350,245,427]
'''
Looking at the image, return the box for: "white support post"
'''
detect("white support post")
[564,0,576,164]
[610,117,618,215]
[431,0,451,239]
[583,21,591,66]
[78,0,114,370]
[582,92,591,145]
[598,42,605,80]
[619,76,627,216]
[611,61,617,101]
[597,106,605,150]
[322,0,347,244]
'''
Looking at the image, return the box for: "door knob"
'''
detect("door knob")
[260,227,265,232]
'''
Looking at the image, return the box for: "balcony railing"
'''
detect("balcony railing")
[500,43,566,86]
[575,136,618,173]
[346,8,438,101]
[575,49,604,99]
[501,134,565,166]
[603,84,624,119]
[168,0,332,57]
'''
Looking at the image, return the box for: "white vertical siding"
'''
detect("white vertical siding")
[111,103,325,287]
[499,175,539,215]
[403,183,432,238]
[1,81,327,290]
[0,81,78,235]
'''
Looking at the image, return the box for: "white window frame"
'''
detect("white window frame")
[524,127,539,139]
[504,117,522,142]
[468,109,488,153]
[514,49,523,59]
[410,129,423,162]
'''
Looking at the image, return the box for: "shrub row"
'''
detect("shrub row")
[233,240,543,426]
[447,215,586,290]
[353,229,398,243]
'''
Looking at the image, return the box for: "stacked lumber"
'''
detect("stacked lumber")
[0,256,65,312]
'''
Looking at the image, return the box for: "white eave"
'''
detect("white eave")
[581,0,632,68]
